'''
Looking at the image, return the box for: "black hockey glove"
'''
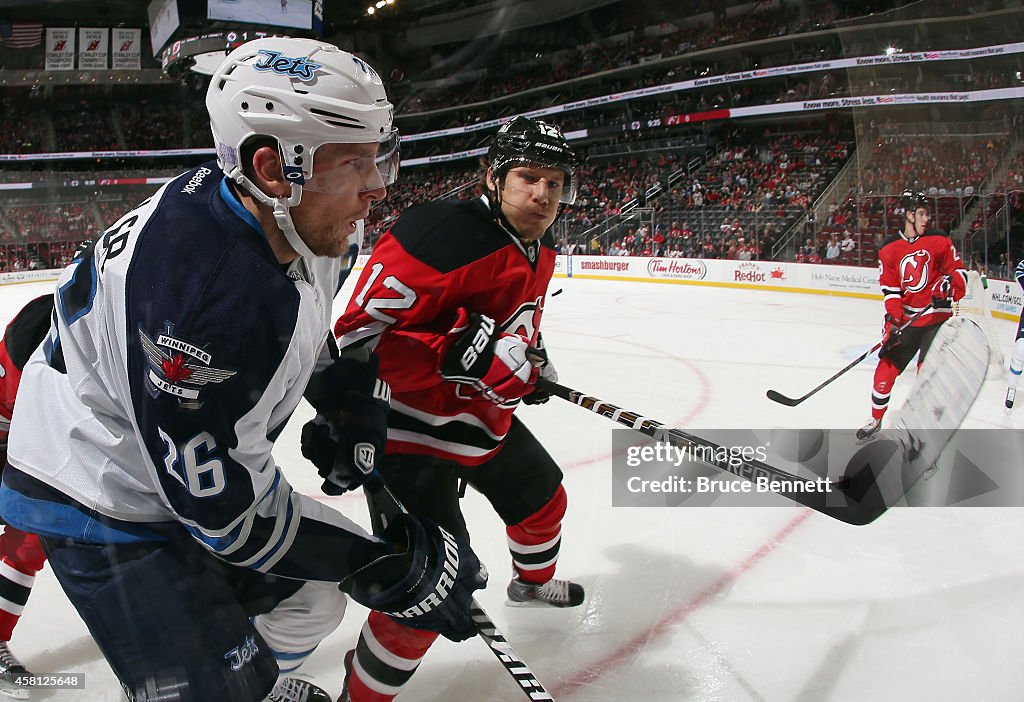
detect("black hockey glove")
[302,353,391,495]
[340,513,487,642]
[522,334,559,405]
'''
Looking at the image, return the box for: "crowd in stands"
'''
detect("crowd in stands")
[2,201,96,243]
[858,134,1007,197]
[396,2,842,114]
[364,164,481,243]
[1,0,1021,276]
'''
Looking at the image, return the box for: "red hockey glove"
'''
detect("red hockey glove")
[931,275,954,309]
[880,313,905,355]
[440,309,538,405]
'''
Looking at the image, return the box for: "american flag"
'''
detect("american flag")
[0,22,44,49]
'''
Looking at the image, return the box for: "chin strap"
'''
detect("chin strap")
[232,170,318,260]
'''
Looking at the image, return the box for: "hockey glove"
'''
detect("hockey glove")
[301,354,391,495]
[522,334,559,405]
[931,275,954,309]
[440,309,538,405]
[879,313,906,356]
[341,513,487,642]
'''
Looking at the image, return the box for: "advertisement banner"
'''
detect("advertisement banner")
[112,28,142,70]
[561,256,1021,319]
[78,27,109,70]
[44,27,75,71]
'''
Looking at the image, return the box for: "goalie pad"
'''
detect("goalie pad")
[856,317,989,507]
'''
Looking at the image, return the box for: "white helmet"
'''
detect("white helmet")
[206,37,398,258]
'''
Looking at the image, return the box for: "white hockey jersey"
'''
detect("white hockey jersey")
[0,163,383,582]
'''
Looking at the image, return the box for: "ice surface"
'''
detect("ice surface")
[2,276,1022,701]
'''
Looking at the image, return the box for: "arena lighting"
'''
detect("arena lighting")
[375,0,386,7]
[884,46,902,55]
[367,6,375,13]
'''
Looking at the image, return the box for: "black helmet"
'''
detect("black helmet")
[901,190,928,212]
[488,116,580,204]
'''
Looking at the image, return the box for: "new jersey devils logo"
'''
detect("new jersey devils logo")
[899,250,931,293]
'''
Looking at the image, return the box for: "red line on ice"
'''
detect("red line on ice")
[554,509,813,697]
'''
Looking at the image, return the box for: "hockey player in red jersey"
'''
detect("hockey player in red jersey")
[0,295,52,699]
[320,116,582,701]
[857,190,967,440]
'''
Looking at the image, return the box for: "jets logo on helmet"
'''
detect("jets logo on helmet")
[253,50,322,81]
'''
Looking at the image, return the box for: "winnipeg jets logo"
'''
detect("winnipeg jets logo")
[253,50,321,81]
[224,635,259,672]
[139,325,236,409]
[899,250,931,293]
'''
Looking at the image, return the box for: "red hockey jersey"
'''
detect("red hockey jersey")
[877,230,966,327]
[335,195,555,465]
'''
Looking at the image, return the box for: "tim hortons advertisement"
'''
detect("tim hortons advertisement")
[647,258,707,280]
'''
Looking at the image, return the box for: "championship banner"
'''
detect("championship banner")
[78,27,109,70]
[44,27,75,71]
[112,28,141,70]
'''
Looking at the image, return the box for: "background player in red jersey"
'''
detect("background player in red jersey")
[857,190,967,440]
[313,116,582,702]
[0,295,52,700]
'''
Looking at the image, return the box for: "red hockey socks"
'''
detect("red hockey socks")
[345,611,438,702]
[506,484,566,585]
[0,527,45,641]
[870,357,901,421]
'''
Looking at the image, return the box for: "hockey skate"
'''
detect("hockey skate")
[0,642,31,700]
[266,676,333,702]
[855,418,882,442]
[506,577,584,608]
[1006,387,1016,409]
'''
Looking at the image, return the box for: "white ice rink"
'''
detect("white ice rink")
[2,274,1023,702]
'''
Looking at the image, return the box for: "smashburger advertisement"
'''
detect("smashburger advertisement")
[647,258,707,280]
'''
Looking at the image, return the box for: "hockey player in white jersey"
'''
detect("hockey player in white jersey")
[0,38,485,702]
[1007,259,1024,409]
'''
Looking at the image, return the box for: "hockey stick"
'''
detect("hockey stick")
[540,379,888,526]
[360,470,556,701]
[766,305,934,407]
